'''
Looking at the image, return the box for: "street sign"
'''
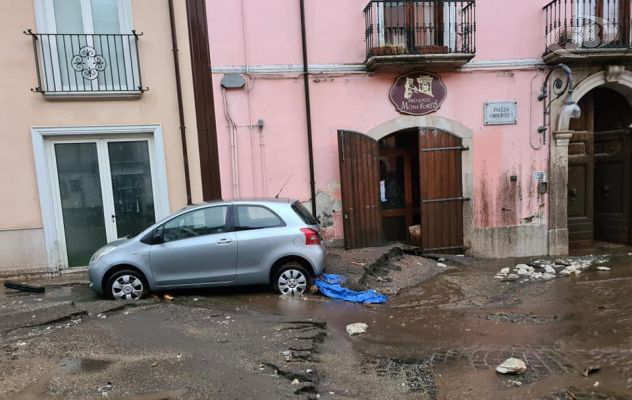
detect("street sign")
[484,101,518,125]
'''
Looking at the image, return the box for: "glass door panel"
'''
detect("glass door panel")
[54,142,107,267]
[107,141,156,238]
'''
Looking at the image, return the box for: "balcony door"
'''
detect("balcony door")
[48,137,158,267]
[573,0,631,47]
[375,1,459,52]
[35,0,138,92]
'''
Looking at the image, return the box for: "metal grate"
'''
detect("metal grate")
[24,30,146,95]
[364,0,476,60]
[543,0,632,54]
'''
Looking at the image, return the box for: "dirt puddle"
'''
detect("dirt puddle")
[176,255,632,399]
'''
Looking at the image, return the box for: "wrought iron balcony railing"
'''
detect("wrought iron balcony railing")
[25,30,146,96]
[364,0,476,60]
[544,0,632,55]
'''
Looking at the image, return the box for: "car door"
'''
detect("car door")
[149,205,237,286]
[233,205,289,282]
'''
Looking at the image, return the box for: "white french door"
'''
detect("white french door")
[47,136,159,267]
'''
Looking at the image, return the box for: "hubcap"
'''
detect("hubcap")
[278,269,307,295]
[112,274,144,300]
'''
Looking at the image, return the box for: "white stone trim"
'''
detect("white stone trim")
[32,124,170,272]
[210,58,545,75]
[557,69,632,131]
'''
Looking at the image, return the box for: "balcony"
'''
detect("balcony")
[25,30,146,98]
[543,0,632,65]
[364,0,476,71]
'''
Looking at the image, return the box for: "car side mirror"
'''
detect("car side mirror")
[152,227,163,244]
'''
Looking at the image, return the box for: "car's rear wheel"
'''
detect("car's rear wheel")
[106,270,148,300]
[273,263,312,295]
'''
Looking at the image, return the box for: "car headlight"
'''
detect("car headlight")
[90,246,116,264]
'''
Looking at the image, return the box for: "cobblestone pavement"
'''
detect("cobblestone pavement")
[359,346,578,398]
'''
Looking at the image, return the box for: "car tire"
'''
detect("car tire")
[106,269,148,300]
[273,262,312,295]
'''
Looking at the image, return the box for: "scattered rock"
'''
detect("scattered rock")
[581,365,601,377]
[97,382,113,393]
[496,358,527,375]
[500,268,510,275]
[346,322,368,336]
[437,263,447,268]
[597,266,611,272]
[501,274,520,282]
[291,379,300,385]
[544,265,556,274]
[308,285,319,294]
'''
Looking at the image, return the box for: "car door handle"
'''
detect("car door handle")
[216,238,233,245]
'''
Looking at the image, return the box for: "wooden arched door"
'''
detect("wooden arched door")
[337,130,384,249]
[419,129,466,253]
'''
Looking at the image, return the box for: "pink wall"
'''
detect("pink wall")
[207,0,553,240]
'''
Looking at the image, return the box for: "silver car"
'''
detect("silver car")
[88,199,325,300]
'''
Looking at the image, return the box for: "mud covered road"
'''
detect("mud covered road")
[1,248,632,399]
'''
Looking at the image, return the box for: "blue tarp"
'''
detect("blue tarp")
[314,274,388,304]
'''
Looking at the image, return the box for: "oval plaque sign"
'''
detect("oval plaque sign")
[389,71,447,116]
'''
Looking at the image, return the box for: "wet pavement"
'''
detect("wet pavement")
[1,250,632,399]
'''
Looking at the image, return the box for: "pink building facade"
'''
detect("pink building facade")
[206,0,632,257]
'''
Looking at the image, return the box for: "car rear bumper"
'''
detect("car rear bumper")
[305,244,326,277]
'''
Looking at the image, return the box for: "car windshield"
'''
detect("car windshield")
[291,201,319,225]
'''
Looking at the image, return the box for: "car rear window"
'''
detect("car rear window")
[235,205,284,230]
[291,201,319,225]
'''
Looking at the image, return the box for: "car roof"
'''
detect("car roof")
[180,198,297,211]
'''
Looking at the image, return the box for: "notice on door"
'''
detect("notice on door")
[484,101,517,125]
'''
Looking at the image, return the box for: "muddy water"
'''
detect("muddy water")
[180,256,632,399]
[5,256,631,398]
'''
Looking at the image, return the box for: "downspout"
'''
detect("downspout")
[168,0,193,205]
[299,0,317,216]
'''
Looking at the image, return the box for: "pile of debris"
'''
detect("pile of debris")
[494,256,610,283]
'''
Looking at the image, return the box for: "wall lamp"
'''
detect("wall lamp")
[537,63,580,144]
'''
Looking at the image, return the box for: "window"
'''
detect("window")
[39,0,131,33]
[161,206,228,243]
[235,206,284,231]
[291,202,319,225]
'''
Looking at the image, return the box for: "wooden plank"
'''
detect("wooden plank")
[4,281,45,293]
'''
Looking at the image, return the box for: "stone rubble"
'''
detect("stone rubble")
[496,358,527,375]
[346,322,368,336]
[494,256,610,283]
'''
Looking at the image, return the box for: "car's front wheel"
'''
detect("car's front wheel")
[273,263,312,295]
[106,270,148,300]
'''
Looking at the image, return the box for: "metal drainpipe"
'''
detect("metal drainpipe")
[299,0,317,216]
[168,0,193,205]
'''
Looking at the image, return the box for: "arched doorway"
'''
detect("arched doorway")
[568,86,632,247]
[338,127,466,253]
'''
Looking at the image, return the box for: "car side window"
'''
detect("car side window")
[161,206,229,243]
[235,205,284,231]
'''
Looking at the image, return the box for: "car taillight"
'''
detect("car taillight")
[300,228,321,245]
